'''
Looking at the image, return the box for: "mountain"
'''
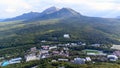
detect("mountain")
[1,7,120,50]
[26,7,81,22]
[0,19,4,22]
[4,7,81,22]
[4,12,40,21]
[42,6,60,14]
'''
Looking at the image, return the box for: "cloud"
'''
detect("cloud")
[5,8,16,13]
[53,0,120,11]
[0,0,31,10]
[0,0,120,18]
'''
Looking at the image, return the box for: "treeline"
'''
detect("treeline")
[1,58,120,68]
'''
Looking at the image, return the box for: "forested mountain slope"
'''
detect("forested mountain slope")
[0,7,120,49]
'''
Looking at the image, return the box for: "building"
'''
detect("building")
[111,45,120,50]
[25,54,40,62]
[74,58,85,64]
[31,47,37,52]
[49,46,57,50]
[58,59,68,62]
[113,50,120,57]
[107,55,118,61]
[91,44,101,47]
[9,57,22,64]
[41,46,49,50]
[63,34,70,38]
[1,57,22,67]
[85,57,91,62]
[51,60,57,62]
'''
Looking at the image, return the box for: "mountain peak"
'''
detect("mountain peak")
[42,6,60,14]
[58,7,81,16]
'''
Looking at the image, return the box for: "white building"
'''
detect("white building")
[9,57,22,64]
[49,46,57,50]
[58,59,69,62]
[86,57,91,62]
[63,34,70,38]
[25,54,39,62]
[91,44,101,47]
[107,55,118,61]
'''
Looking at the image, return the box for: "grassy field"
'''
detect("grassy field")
[83,49,101,54]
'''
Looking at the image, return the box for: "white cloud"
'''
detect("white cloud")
[5,8,16,13]
[53,0,120,11]
[0,0,31,10]
[0,0,120,18]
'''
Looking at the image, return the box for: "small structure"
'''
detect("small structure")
[111,45,120,50]
[74,58,85,64]
[41,40,46,43]
[41,46,49,50]
[113,50,120,57]
[82,43,86,46]
[58,59,69,62]
[9,57,22,64]
[91,44,101,47]
[85,57,91,62]
[25,54,39,62]
[1,57,22,67]
[58,67,65,68]
[49,46,57,50]
[107,55,118,61]
[63,34,70,38]
[41,55,46,59]
[31,47,37,52]
[51,60,57,62]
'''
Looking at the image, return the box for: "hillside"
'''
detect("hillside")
[0,7,120,50]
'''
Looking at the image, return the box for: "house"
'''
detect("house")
[107,55,118,61]
[49,46,57,50]
[58,59,69,62]
[63,34,70,38]
[25,54,39,62]
[91,44,101,47]
[113,50,120,57]
[40,50,49,54]
[41,46,49,50]
[31,47,37,52]
[111,45,120,50]
[41,55,46,59]
[41,40,46,43]
[74,58,85,64]
[51,60,57,62]
[52,51,59,54]
[82,43,86,46]
[85,57,91,62]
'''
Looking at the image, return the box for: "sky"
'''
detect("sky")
[0,0,120,19]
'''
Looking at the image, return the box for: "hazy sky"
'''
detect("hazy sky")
[0,0,120,19]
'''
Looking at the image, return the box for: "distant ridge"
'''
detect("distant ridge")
[3,6,82,22]
[4,12,40,21]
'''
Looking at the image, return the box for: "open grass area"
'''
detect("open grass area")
[83,49,100,54]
